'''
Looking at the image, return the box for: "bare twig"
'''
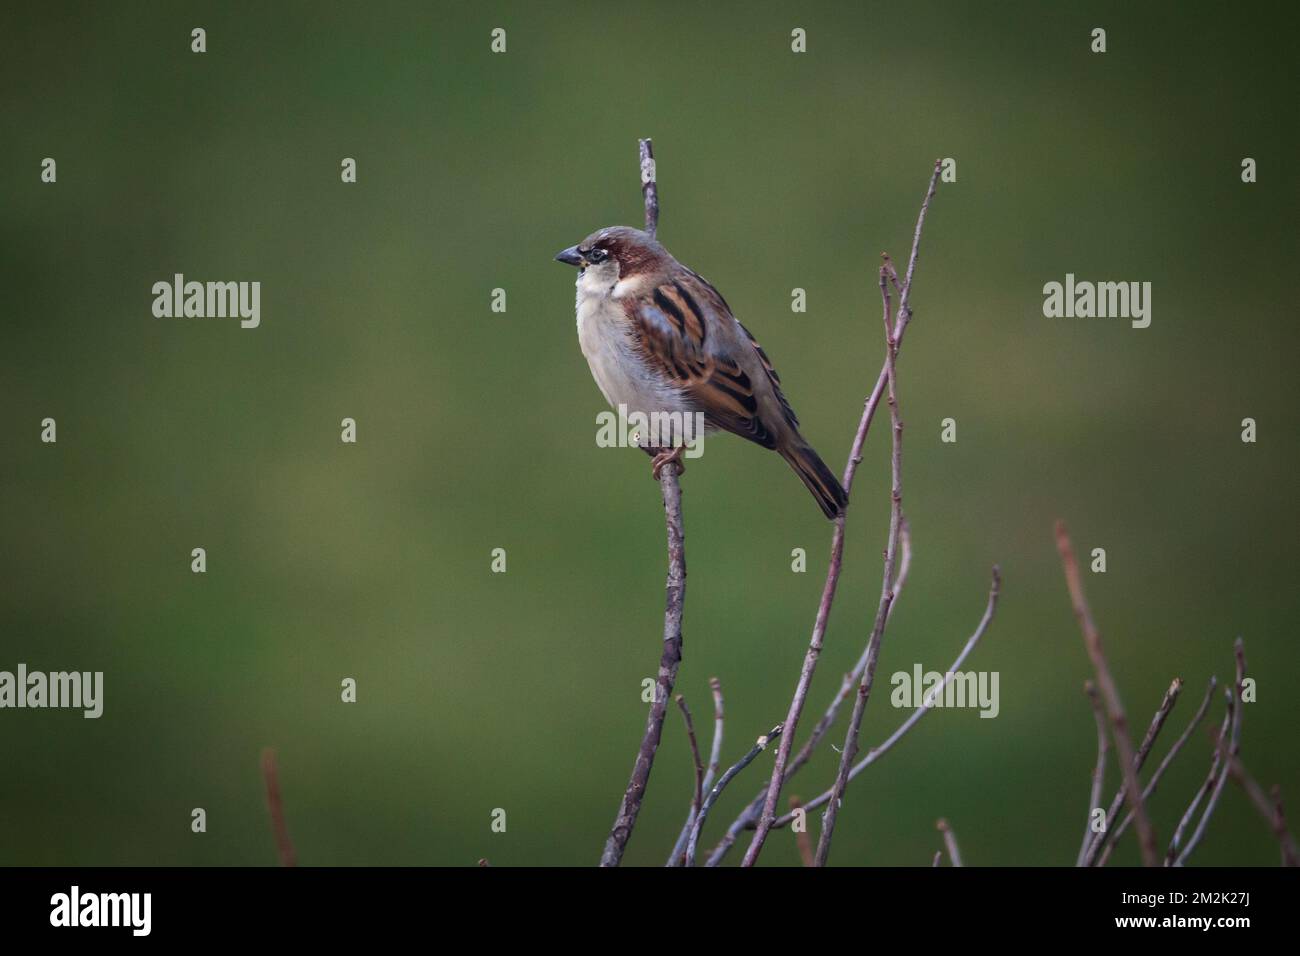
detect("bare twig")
[1227,761,1299,866]
[668,677,724,866]
[812,265,906,867]
[790,519,913,785]
[600,451,685,866]
[600,138,686,867]
[1055,520,1160,867]
[1173,639,1246,866]
[712,519,914,856]
[639,139,658,240]
[1096,676,1217,866]
[883,253,903,301]
[260,747,296,868]
[685,724,783,867]
[677,695,705,822]
[1076,681,1109,866]
[743,159,942,868]
[1166,695,1232,863]
[1080,677,1183,866]
[705,679,724,794]
[707,681,728,780]
[937,818,963,867]
[760,567,999,831]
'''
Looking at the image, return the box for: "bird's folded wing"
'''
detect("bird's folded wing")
[622,274,799,450]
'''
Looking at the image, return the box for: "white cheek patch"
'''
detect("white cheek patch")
[578,261,620,296]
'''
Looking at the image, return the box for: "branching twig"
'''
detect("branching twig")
[759,567,999,831]
[711,520,914,857]
[1173,639,1246,866]
[599,139,686,867]
[790,520,913,786]
[668,677,724,866]
[1055,520,1160,867]
[1166,694,1232,864]
[742,159,943,868]
[1096,676,1217,866]
[1080,677,1183,866]
[1076,681,1109,866]
[260,747,296,868]
[812,265,906,867]
[685,724,783,867]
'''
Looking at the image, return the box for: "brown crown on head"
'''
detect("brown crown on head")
[584,226,669,276]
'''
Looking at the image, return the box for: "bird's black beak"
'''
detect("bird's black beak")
[554,246,584,267]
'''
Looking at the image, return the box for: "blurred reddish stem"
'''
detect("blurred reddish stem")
[260,747,296,867]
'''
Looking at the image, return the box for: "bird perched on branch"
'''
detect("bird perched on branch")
[555,226,847,519]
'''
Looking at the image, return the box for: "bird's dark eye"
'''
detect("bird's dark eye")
[587,248,609,263]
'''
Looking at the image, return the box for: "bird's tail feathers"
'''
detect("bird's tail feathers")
[780,441,848,520]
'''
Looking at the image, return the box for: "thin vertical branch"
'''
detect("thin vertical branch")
[676,695,705,826]
[812,264,905,867]
[639,139,658,239]
[937,818,963,867]
[600,138,685,867]
[743,159,942,868]
[1166,696,1232,863]
[704,679,724,795]
[668,677,724,866]
[1173,639,1246,866]
[790,521,913,786]
[1055,520,1160,867]
[260,747,296,868]
[1076,681,1109,866]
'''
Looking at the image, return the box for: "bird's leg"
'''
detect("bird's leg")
[648,445,686,480]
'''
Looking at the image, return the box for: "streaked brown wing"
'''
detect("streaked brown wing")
[623,275,796,449]
[735,318,799,431]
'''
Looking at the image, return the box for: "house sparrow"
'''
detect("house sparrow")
[555,226,848,519]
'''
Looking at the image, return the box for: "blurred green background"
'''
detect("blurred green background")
[1,1,1295,867]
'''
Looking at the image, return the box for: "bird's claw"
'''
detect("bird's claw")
[650,446,686,480]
